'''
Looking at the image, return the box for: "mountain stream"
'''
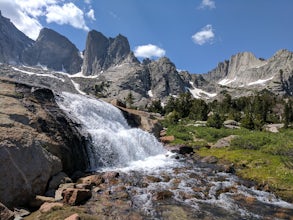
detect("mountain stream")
[57,92,293,219]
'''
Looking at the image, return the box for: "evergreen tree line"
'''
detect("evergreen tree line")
[148,90,293,130]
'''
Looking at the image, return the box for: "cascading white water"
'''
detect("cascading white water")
[56,92,167,170]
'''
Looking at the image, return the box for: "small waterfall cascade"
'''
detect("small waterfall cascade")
[56,92,167,170]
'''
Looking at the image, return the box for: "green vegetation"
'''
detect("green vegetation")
[150,90,293,130]
[162,120,293,202]
[149,90,293,201]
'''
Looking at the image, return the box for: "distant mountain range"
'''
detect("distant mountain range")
[0,11,292,107]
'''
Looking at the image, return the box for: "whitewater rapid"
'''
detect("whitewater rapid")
[56,92,168,170]
[56,92,293,219]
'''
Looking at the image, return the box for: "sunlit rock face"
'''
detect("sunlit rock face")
[81,30,138,76]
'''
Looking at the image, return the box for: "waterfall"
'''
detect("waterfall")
[56,92,166,170]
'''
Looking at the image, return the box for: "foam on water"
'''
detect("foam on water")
[56,92,167,170]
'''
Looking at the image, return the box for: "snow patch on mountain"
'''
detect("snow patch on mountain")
[188,82,217,99]
[12,66,65,82]
[148,90,153,97]
[70,79,86,95]
[247,76,274,86]
[218,77,237,86]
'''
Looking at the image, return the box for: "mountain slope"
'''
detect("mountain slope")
[202,49,293,96]
[0,11,34,64]
[22,28,82,74]
[81,30,139,75]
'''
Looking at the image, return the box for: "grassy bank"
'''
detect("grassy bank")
[163,121,293,202]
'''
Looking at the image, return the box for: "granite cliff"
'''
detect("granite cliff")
[22,28,82,74]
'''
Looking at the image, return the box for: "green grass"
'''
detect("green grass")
[163,121,293,202]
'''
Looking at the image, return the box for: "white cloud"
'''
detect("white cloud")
[84,0,91,4]
[198,0,216,9]
[0,0,91,40]
[86,9,96,21]
[192,24,215,45]
[134,44,166,58]
[0,0,44,39]
[46,3,89,31]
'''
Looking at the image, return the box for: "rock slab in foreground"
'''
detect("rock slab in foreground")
[0,78,88,208]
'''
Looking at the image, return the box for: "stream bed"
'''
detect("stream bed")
[82,153,293,220]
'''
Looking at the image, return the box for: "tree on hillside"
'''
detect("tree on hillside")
[148,100,164,115]
[207,112,223,129]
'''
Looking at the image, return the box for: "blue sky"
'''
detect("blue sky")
[1,0,292,73]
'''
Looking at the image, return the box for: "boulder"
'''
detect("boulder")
[29,195,56,208]
[62,188,92,206]
[160,136,175,143]
[0,202,14,220]
[212,135,238,148]
[0,79,88,208]
[55,183,75,201]
[117,106,163,138]
[77,175,105,186]
[48,172,72,191]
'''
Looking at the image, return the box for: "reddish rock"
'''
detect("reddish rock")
[62,188,92,206]
[65,213,81,220]
[39,202,63,213]
[160,135,175,143]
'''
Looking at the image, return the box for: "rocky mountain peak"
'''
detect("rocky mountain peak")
[82,30,131,75]
[227,51,266,78]
[147,57,186,99]
[0,12,34,64]
[82,31,133,75]
[270,49,293,61]
[22,28,82,74]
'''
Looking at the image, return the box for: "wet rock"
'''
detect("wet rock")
[144,175,162,183]
[0,202,14,220]
[39,202,63,213]
[153,190,173,200]
[62,188,92,206]
[65,213,81,220]
[179,146,194,155]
